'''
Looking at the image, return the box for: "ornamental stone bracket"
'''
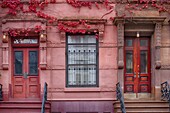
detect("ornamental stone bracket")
[58,19,106,43]
[2,42,9,70]
[60,32,66,43]
[117,23,124,69]
[155,22,162,69]
[39,31,47,70]
[114,19,125,69]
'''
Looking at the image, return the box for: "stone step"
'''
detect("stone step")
[117,111,170,113]
[0,101,51,113]
[0,101,50,107]
[116,107,169,112]
[0,109,50,113]
[114,100,170,113]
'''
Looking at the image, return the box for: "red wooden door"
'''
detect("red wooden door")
[13,48,39,98]
[124,37,151,93]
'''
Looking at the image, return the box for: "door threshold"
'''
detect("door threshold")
[124,93,153,100]
[9,98,41,101]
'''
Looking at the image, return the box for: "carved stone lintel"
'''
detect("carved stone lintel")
[58,19,106,43]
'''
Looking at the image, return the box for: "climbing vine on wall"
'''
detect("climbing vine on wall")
[0,0,170,36]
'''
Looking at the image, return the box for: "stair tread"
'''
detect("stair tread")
[115,106,169,108]
[0,106,50,108]
[114,100,170,113]
[116,111,170,113]
[114,100,168,103]
[0,101,50,103]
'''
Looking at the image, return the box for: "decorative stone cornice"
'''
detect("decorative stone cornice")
[58,19,107,24]
[2,19,46,32]
[113,17,166,24]
[2,18,46,23]
[58,19,107,43]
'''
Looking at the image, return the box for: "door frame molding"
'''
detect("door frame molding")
[11,37,40,98]
[114,17,166,99]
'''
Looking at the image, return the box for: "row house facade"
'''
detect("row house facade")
[0,0,170,113]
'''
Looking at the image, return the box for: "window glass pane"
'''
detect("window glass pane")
[68,45,96,64]
[68,65,96,86]
[140,40,148,46]
[68,35,96,44]
[126,39,133,47]
[126,51,133,73]
[140,51,148,73]
[14,51,23,75]
[67,35,97,87]
[14,39,38,44]
[29,51,38,75]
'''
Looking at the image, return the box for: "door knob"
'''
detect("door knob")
[23,72,28,79]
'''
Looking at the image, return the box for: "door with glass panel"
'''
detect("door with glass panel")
[124,37,151,93]
[13,48,39,98]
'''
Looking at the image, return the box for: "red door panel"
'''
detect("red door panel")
[124,37,151,93]
[13,48,39,98]
[27,77,39,98]
[13,77,26,98]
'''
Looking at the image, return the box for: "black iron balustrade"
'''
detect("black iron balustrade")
[41,82,48,113]
[161,81,170,111]
[0,84,3,101]
[116,82,126,113]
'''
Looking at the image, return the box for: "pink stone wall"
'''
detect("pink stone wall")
[0,2,117,101]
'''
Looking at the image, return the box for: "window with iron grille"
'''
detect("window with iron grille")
[66,34,98,87]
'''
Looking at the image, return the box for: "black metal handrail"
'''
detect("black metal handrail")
[116,82,126,113]
[161,81,170,111]
[41,82,48,113]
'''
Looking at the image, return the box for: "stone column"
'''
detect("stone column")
[39,32,47,70]
[2,34,9,70]
[117,22,124,90]
[154,22,162,99]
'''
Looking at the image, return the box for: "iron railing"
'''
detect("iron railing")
[116,82,126,113]
[161,81,170,110]
[0,84,3,101]
[41,82,48,113]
